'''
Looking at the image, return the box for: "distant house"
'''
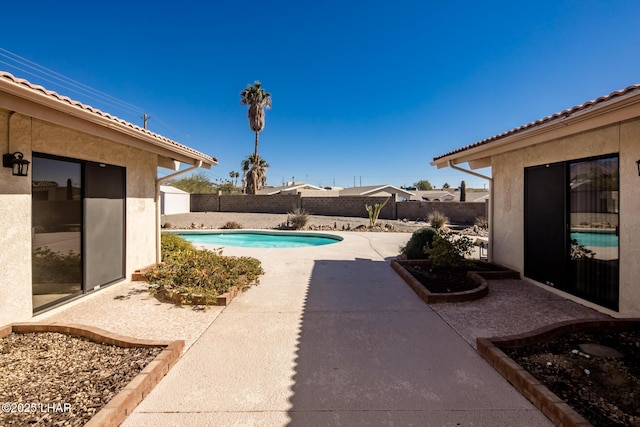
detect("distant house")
[411,190,489,202]
[432,83,640,316]
[257,182,328,196]
[160,185,190,215]
[339,185,415,201]
[1,71,217,324]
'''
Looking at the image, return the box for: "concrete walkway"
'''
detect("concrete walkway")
[113,232,552,426]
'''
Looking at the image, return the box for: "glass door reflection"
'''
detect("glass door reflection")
[32,155,83,311]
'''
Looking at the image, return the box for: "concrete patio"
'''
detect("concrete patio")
[36,231,608,426]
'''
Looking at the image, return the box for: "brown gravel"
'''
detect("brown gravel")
[503,328,640,426]
[0,332,162,426]
[162,212,428,232]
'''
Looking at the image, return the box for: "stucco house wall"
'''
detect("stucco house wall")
[0,69,217,325]
[490,119,640,315]
[0,111,159,325]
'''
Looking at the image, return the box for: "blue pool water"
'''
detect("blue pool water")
[177,231,342,248]
[570,232,618,247]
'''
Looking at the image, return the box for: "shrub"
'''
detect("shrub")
[426,230,474,270]
[287,208,310,230]
[221,221,243,229]
[428,210,448,229]
[400,227,437,259]
[145,248,264,305]
[161,232,195,258]
[474,216,488,230]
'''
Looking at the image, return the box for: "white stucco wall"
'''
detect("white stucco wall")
[491,119,639,316]
[1,111,158,324]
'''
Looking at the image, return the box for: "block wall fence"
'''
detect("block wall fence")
[190,194,488,224]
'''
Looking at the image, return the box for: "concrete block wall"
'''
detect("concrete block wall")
[191,194,302,214]
[221,195,301,213]
[190,194,220,212]
[396,201,487,224]
[189,193,486,223]
[301,196,395,219]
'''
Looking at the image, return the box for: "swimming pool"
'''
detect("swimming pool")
[570,232,618,247]
[177,230,343,248]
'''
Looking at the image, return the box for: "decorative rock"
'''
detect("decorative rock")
[579,343,623,358]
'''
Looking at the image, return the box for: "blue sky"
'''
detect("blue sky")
[2,1,640,189]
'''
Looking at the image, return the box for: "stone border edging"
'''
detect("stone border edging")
[1,322,185,427]
[390,259,519,303]
[157,285,239,306]
[476,318,640,427]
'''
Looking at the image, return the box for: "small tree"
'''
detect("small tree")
[460,180,466,202]
[365,197,390,227]
[170,172,217,193]
[414,180,433,191]
[442,182,450,189]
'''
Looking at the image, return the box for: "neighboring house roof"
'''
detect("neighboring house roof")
[257,183,326,195]
[0,71,217,169]
[32,180,58,188]
[339,185,415,198]
[431,83,640,169]
[411,190,489,202]
[160,185,189,194]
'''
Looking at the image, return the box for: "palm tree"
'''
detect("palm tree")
[241,154,269,194]
[240,81,271,194]
[229,170,240,187]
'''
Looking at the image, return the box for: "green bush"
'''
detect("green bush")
[287,208,310,230]
[145,248,264,305]
[426,231,474,270]
[161,232,195,258]
[400,227,437,259]
[428,210,448,229]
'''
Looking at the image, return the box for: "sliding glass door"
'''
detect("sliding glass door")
[524,154,619,310]
[32,154,125,312]
[569,156,619,309]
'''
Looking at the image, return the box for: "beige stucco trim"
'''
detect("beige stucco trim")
[431,90,640,168]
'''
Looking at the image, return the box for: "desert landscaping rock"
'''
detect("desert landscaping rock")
[0,332,162,426]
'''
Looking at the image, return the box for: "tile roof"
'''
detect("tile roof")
[433,83,640,161]
[339,185,415,197]
[0,71,217,165]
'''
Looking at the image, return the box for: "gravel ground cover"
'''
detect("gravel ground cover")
[162,212,427,232]
[503,328,640,426]
[0,332,162,426]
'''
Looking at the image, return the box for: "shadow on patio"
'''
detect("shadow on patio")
[285,257,552,425]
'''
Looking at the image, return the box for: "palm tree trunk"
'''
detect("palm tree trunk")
[252,131,260,194]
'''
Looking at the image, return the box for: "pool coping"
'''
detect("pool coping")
[1,322,184,427]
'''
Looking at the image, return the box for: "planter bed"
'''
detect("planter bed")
[477,319,640,426]
[156,285,240,306]
[391,259,519,303]
[0,322,183,427]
